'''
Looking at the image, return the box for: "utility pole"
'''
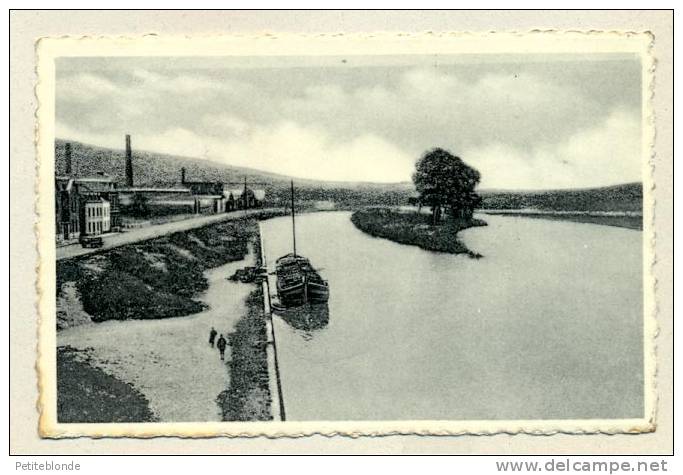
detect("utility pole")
[291,180,296,257]
[244,176,248,219]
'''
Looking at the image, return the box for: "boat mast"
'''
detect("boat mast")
[290,180,297,257]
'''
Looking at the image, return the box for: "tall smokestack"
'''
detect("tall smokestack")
[125,134,133,187]
[181,167,186,184]
[65,142,72,176]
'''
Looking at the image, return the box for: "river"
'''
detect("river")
[261,211,643,421]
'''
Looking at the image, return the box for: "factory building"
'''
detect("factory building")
[55,175,119,241]
[55,135,268,244]
[181,168,224,196]
[54,141,120,242]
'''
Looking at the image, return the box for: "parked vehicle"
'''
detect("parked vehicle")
[79,235,103,248]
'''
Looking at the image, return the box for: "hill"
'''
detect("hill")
[55,139,642,212]
[479,183,642,213]
[54,139,414,206]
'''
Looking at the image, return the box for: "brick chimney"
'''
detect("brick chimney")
[64,142,72,176]
[181,167,186,184]
[125,134,133,187]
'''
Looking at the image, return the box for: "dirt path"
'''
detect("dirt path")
[57,255,255,422]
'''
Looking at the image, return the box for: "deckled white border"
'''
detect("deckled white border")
[35,31,657,438]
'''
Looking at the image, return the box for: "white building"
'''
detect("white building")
[83,198,111,236]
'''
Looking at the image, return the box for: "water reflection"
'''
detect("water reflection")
[262,211,644,421]
[273,302,329,335]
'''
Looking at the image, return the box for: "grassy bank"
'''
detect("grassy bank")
[351,208,487,257]
[57,346,156,422]
[56,210,285,327]
[482,211,642,231]
[217,287,272,421]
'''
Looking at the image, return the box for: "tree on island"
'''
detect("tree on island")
[412,148,482,224]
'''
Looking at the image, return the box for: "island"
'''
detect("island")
[351,148,487,258]
[351,208,486,257]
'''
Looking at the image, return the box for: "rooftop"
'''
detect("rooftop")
[56,175,116,183]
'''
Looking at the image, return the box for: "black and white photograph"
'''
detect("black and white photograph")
[29,28,663,441]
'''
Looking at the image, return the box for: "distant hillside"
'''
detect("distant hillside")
[54,139,414,206]
[55,139,642,212]
[480,183,643,212]
[56,139,298,187]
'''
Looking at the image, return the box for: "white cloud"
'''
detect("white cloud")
[219,123,413,182]
[57,120,415,183]
[201,114,252,137]
[56,63,642,187]
[464,108,642,189]
[195,121,414,182]
[56,122,123,150]
[57,73,120,102]
[131,69,227,93]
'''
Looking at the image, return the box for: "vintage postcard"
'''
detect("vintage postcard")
[35,32,656,438]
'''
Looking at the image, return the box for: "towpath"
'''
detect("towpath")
[58,254,255,422]
[56,208,279,261]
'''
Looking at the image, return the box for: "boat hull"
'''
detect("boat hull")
[277,282,306,306]
[307,281,329,303]
[275,253,329,307]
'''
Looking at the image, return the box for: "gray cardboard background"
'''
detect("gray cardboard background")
[10,10,673,455]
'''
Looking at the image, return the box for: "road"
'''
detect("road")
[56,208,280,261]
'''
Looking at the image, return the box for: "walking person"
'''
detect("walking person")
[208,327,217,348]
[216,334,227,361]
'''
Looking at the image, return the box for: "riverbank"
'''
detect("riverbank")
[56,210,282,422]
[217,287,272,421]
[57,346,156,422]
[350,208,487,257]
[56,209,284,328]
[480,210,642,230]
[57,255,263,422]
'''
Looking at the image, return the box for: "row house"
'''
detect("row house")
[55,175,120,241]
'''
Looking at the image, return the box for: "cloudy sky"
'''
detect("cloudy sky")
[56,54,642,189]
